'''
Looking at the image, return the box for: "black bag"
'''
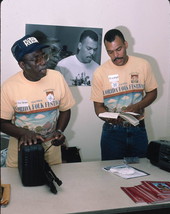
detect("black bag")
[61,146,81,163]
[18,143,62,194]
[18,143,45,186]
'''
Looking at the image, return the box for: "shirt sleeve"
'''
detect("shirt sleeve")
[1,82,15,120]
[90,69,104,103]
[144,61,158,92]
[58,74,75,111]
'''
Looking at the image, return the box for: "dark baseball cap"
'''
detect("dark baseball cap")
[11,35,49,61]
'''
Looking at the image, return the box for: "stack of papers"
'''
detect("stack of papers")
[103,164,149,179]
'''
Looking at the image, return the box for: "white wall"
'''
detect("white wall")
[1,0,170,161]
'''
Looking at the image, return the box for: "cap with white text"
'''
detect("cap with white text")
[11,35,49,61]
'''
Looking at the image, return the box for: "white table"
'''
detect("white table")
[1,158,170,214]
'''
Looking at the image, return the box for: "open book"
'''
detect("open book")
[98,112,140,126]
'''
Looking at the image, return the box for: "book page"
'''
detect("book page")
[121,112,140,116]
[119,114,139,126]
[98,112,119,119]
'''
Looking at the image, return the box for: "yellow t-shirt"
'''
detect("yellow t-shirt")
[91,56,158,117]
[1,69,75,167]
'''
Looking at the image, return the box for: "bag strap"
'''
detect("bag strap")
[43,160,62,194]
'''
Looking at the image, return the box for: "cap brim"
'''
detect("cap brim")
[25,44,49,55]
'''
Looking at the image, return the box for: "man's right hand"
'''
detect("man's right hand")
[0,118,44,150]
[18,130,44,150]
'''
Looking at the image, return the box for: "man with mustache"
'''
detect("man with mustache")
[0,35,75,167]
[91,29,158,161]
[56,30,99,86]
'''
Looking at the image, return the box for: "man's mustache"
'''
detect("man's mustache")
[114,57,123,62]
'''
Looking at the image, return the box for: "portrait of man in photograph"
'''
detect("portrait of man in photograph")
[26,24,102,86]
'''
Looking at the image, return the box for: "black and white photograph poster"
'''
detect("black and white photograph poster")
[26,24,103,86]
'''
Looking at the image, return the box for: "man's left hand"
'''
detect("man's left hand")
[51,130,66,146]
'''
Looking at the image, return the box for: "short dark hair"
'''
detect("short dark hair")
[104,29,125,43]
[79,30,98,42]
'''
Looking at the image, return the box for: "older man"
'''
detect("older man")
[0,35,75,167]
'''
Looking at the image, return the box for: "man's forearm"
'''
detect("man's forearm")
[125,89,157,113]
[138,89,157,109]
[56,109,71,132]
[0,119,31,139]
[93,102,109,122]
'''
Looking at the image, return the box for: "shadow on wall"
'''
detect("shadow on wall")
[64,86,83,143]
